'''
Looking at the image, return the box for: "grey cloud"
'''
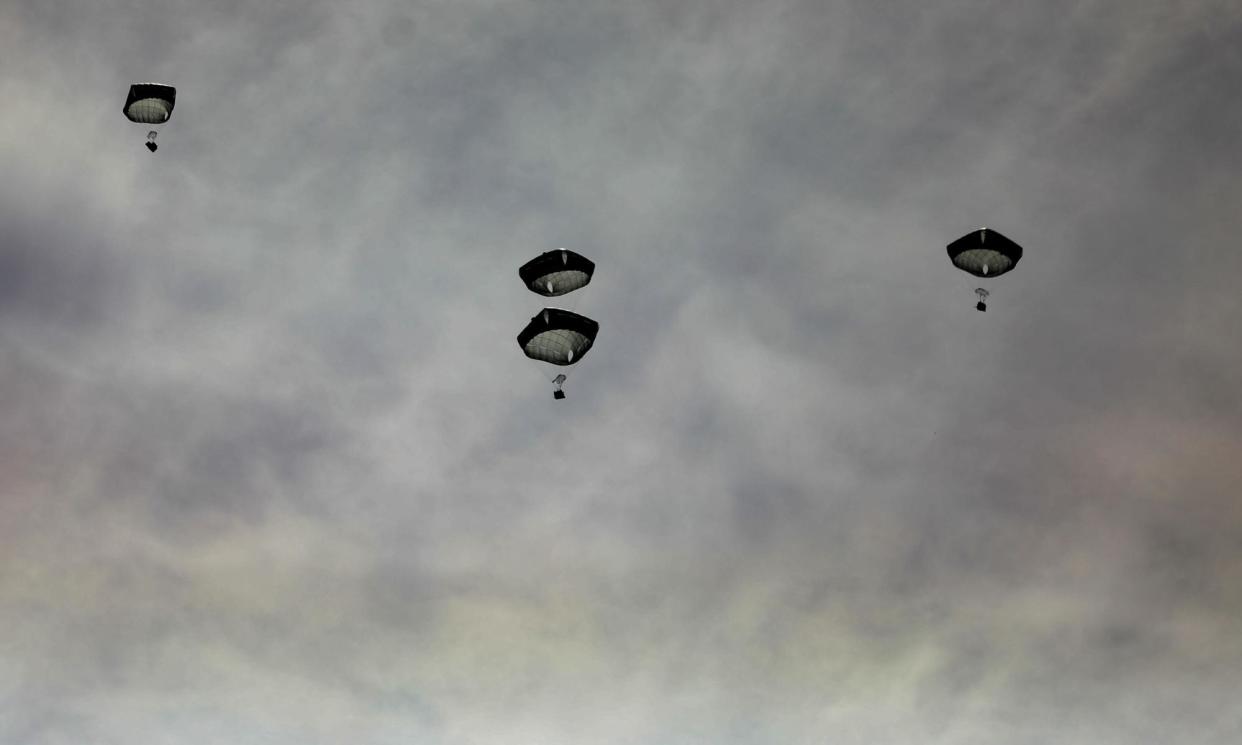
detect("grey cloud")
[1,0,1241,743]
[0,199,133,331]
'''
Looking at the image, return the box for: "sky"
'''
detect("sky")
[1,0,1241,743]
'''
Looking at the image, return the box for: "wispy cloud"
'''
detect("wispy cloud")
[1,1,1240,743]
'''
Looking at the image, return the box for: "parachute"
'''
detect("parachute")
[946,228,1023,311]
[516,249,599,399]
[123,83,176,152]
[518,249,595,297]
[518,308,598,363]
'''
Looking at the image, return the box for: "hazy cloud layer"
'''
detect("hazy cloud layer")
[2,1,1241,743]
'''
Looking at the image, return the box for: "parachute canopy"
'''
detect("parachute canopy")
[518,249,595,297]
[517,308,599,365]
[124,83,176,124]
[947,228,1023,278]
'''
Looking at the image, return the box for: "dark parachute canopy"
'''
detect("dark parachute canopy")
[517,308,599,366]
[947,227,1022,278]
[123,83,176,151]
[947,228,1023,311]
[518,249,595,297]
[124,84,176,123]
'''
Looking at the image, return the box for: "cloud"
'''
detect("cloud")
[1,0,1240,743]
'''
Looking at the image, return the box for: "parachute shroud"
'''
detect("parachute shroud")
[517,308,599,366]
[518,249,595,297]
[124,83,176,124]
[947,228,1023,278]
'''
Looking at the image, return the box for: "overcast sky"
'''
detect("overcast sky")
[2,1,1241,743]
